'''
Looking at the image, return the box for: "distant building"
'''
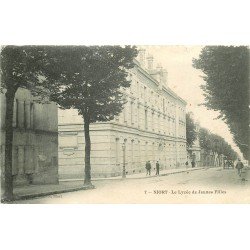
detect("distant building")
[59,50,187,179]
[0,88,58,186]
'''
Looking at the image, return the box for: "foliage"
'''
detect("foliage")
[0,45,138,197]
[0,45,58,201]
[193,46,249,160]
[199,127,238,160]
[46,46,138,184]
[48,46,138,121]
[199,127,212,152]
[186,112,197,148]
[1,46,54,98]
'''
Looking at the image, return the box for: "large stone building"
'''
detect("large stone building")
[0,88,58,187]
[59,50,187,179]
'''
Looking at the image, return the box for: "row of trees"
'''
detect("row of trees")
[186,112,238,161]
[186,112,197,148]
[192,46,249,160]
[199,127,238,160]
[1,45,138,201]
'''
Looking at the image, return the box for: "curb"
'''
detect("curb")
[1,184,95,203]
[2,167,208,202]
[61,167,206,182]
[120,167,206,180]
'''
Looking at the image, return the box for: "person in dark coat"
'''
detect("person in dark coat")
[191,160,195,168]
[156,161,160,175]
[235,159,244,176]
[145,161,151,176]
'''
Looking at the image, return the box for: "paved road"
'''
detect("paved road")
[12,167,250,204]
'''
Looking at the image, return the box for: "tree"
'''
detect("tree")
[0,46,49,200]
[199,127,238,161]
[48,46,138,185]
[193,46,249,160]
[199,127,212,152]
[0,46,62,201]
[186,112,197,148]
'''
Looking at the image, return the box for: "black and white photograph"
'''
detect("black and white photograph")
[1,1,249,250]
[1,45,249,204]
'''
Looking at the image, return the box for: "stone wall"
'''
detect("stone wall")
[0,88,58,186]
[58,122,187,179]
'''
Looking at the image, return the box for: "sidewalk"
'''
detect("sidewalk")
[4,166,205,202]
[110,166,205,179]
[9,181,95,202]
[61,166,206,182]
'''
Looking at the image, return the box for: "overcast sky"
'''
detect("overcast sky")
[144,45,242,157]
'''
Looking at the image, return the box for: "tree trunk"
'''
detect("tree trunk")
[3,89,16,201]
[83,115,92,186]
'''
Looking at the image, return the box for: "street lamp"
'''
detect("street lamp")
[122,143,126,178]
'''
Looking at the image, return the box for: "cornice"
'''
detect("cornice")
[133,60,187,106]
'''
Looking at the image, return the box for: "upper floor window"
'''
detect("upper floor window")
[144,86,147,100]
[145,109,148,130]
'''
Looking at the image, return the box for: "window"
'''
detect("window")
[123,103,127,123]
[115,138,119,165]
[24,101,27,128]
[13,146,18,174]
[141,86,143,98]
[131,140,134,163]
[151,112,154,131]
[137,82,139,96]
[16,99,19,128]
[130,102,133,125]
[158,114,160,132]
[30,103,34,129]
[13,99,18,127]
[145,109,148,130]
[130,84,133,94]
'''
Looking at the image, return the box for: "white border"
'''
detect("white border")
[1,1,249,250]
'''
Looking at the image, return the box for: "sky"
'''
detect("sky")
[144,45,242,157]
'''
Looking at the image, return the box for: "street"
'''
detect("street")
[11,167,250,204]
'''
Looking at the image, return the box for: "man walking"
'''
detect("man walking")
[235,159,244,176]
[156,161,160,175]
[145,161,151,176]
[191,160,195,168]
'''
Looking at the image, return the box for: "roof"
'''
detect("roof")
[133,59,187,105]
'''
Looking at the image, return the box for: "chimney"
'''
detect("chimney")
[138,49,146,67]
[146,54,154,70]
[162,69,168,86]
[156,63,162,72]
[155,63,163,82]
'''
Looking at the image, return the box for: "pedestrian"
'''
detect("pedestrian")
[230,160,234,169]
[145,161,151,176]
[235,159,244,177]
[145,161,148,176]
[156,161,160,175]
[191,160,195,168]
[185,161,189,168]
[224,160,228,169]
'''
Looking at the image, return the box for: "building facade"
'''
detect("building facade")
[59,51,187,179]
[0,88,58,187]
